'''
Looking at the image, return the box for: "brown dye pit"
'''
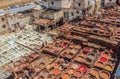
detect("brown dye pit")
[53,63,59,68]
[100,71,110,79]
[73,71,81,77]
[51,68,61,76]
[90,69,99,77]
[71,76,77,79]
[75,45,81,50]
[40,63,45,67]
[34,67,41,72]
[67,68,75,74]
[61,73,70,79]
[86,75,97,79]
[76,56,84,62]
[69,44,75,49]
[39,76,44,79]
[95,61,104,68]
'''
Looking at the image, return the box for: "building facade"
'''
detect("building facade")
[0,13,31,35]
[63,0,101,21]
[101,0,117,7]
[42,0,72,10]
[0,2,36,35]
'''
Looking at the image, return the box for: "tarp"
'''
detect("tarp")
[116,66,120,76]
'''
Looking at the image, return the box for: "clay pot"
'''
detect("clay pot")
[100,70,110,79]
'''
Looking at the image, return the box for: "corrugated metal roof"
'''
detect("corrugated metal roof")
[0,3,36,14]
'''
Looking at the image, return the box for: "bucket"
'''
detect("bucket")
[89,68,99,78]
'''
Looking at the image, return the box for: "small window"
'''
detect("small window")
[51,2,54,5]
[1,18,5,21]
[88,1,90,5]
[64,12,66,18]
[71,12,74,16]
[2,25,6,28]
[77,11,79,14]
[78,3,81,6]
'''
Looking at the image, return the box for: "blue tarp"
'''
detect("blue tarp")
[116,66,120,76]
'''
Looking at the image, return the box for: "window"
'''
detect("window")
[78,3,81,6]
[77,11,79,14]
[2,25,6,28]
[88,1,90,5]
[64,12,66,18]
[51,2,54,5]
[71,12,74,16]
[1,18,5,21]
